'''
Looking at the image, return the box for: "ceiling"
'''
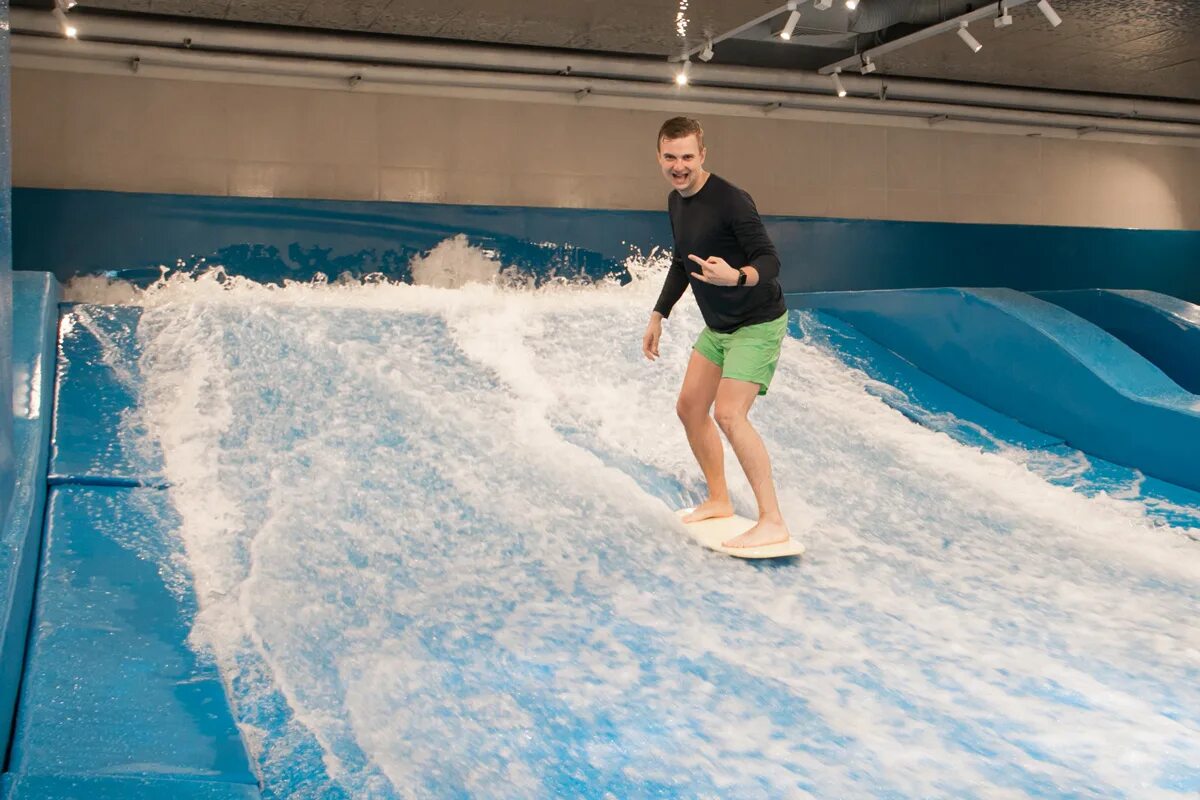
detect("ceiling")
[13,0,1200,101]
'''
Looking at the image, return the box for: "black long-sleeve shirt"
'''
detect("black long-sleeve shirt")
[653,173,786,333]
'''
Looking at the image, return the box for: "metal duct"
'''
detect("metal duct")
[850,0,979,33]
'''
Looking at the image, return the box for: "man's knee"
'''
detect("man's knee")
[714,402,747,433]
[676,394,709,426]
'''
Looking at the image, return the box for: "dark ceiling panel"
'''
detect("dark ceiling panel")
[12,0,1200,101]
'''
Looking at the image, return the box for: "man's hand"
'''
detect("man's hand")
[643,314,663,361]
[687,254,740,286]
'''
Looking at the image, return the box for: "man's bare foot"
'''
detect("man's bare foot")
[723,518,789,548]
[682,498,734,523]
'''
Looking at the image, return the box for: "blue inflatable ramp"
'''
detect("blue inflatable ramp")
[4,486,258,799]
[790,288,1200,493]
[51,304,165,487]
[1,272,59,765]
[1034,289,1200,395]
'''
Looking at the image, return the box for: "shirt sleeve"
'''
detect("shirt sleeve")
[730,189,781,283]
[653,250,689,319]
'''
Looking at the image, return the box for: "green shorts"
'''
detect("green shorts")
[693,312,789,396]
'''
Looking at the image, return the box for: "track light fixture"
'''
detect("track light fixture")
[52,0,77,38]
[860,55,876,74]
[51,7,77,38]
[994,1,1013,27]
[699,38,714,61]
[957,21,982,53]
[1036,0,1062,27]
[845,0,859,10]
[675,59,691,86]
[814,0,833,9]
[831,68,847,97]
[776,8,802,40]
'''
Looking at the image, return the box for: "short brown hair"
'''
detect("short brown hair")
[657,116,704,152]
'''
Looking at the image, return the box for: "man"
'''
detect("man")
[642,116,790,549]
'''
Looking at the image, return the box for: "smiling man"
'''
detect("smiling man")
[642,116,791,549]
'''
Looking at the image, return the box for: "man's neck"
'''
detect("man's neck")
[678,169,711,198]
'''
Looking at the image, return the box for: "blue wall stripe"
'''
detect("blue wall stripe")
[12,188,1200,300]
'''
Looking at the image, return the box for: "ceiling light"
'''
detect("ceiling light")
[994,1,1013,27]
[845,0,859,10]
[776,9,802,40]
[51,7,77,38]
[860,55,876,74]
[957,21,982,53]
[1036,0,1062,27]
[675,60,691,86]
[699,39,714,61]
[814,0,833,8]
[831,68,847,97]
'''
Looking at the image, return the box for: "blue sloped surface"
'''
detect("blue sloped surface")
[2,774,261,800]
[1035,289,1200,395]
[790,288,1200,493]
[788,307,1062,451]
[6,485,257,790]
[0,272,60,765]
[51,304,164,485]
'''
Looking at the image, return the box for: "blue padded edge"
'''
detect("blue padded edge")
[50,304,164,484]
[788,308,1062,451]
[7,485,258,791]
[2,774,261,800]
[1,272,59,766]
[789,288,1200,493]
[1034,289,1200,396]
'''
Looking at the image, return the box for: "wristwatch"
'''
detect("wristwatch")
[736,268,747,287]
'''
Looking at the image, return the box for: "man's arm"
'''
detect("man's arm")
[653,251,689,319]
[730,189,781,287]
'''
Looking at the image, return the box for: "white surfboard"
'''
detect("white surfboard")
[676,509,806,559]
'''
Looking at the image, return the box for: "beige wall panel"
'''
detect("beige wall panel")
[10,68,1199,230]
[940,132,1042,198]
[380,167,450,203]
[829,125,888,191]
[943,193,1041,226]
[145,157,230,196]
[377,95,457,170]
[886,128,943,193]
[328,165,382,201]
[828,186,887,220]
[885,189,943,222]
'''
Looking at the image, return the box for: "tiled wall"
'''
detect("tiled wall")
[12,68,1200,230]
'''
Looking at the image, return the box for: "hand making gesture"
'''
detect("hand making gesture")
[687,254,741,286]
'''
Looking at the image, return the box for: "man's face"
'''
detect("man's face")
[657,134,706,193]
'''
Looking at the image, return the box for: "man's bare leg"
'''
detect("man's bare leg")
[713,378,789,547]
[676,351,733,522]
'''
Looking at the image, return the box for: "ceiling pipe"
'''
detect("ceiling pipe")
[13,35,1200,144]
[11,7,1199,126]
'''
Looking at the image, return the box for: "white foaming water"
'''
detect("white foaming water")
[80,245,1200,799]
